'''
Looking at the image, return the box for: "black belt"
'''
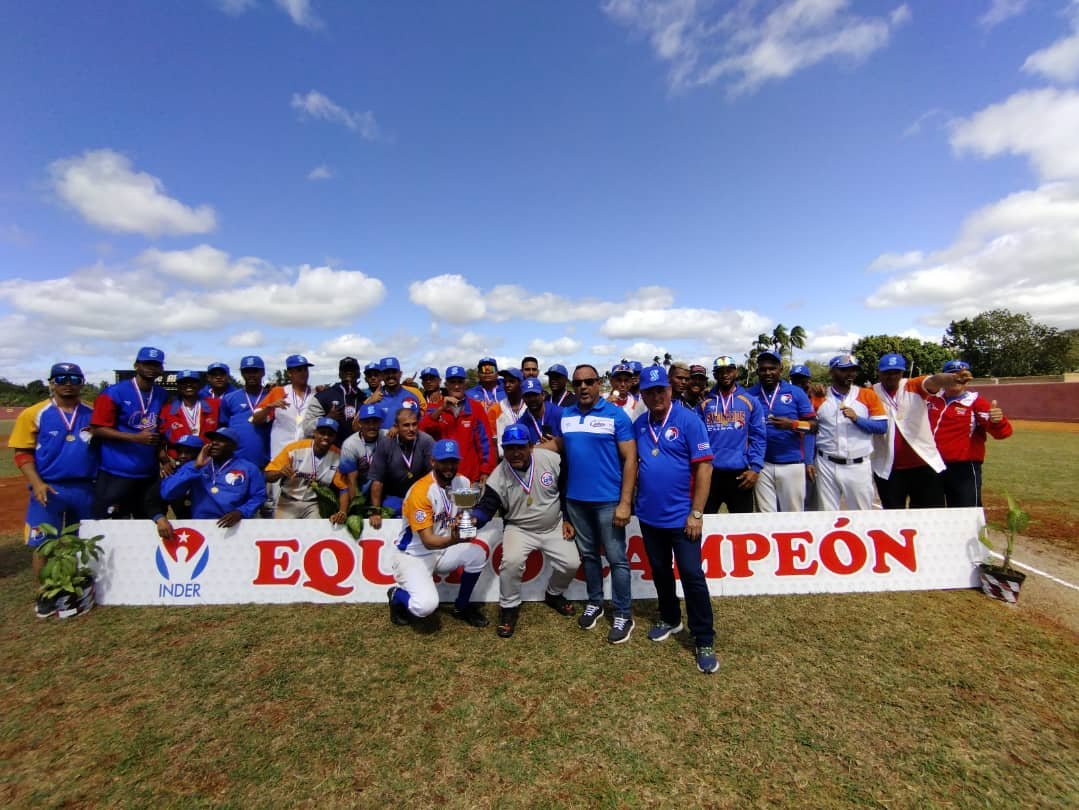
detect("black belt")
[819,451,865,465]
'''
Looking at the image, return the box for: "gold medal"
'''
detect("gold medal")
[210,486,220,494]
[406,472,413,480]
[651,448,660,456]
[65,434,76,442]
[527,496,533,506]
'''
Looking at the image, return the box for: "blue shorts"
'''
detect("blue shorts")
[25,480,95,547]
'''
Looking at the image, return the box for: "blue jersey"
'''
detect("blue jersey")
[91,380,170,478]
[377,387,422,429]
[465,382,506,406]
[698,386,767,472]
[160,457,266,519]
[9,399,97,481]
[746,382,815,464]
[519,403,563,444]
[634,405,713,529]
[560,399,633,502]
[218,388,273,467]
[199,383,238,401]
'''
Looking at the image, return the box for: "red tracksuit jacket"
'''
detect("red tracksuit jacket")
[927,390,1012,463]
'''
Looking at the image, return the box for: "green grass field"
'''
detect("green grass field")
[1,424,1077,806]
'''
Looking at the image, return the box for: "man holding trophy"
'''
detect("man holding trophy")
[387,439,490,628]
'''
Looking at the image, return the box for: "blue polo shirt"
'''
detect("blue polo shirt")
[160,457,267,519]
[218,387,273,468]
[698,386,767,472]
[91,380,170,478]
[519,403,563,443]
[745,382,815,464]
[560,398,633,502]
[377,387,422,429]
[634,405,712,528]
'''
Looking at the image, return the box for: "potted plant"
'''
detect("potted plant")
[33,522,104,619]
[977,494,1028,603]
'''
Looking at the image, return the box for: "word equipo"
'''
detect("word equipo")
[246,518,917,598]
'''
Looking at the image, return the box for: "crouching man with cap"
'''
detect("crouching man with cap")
[264,417,349,523]
[471,424,580,638]
[387,439,490,628]
[160,427,267,529]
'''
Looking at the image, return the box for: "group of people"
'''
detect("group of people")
[11,346,1011,672]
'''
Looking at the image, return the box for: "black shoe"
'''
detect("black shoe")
[496,606,519,638]
[387,586,411,626]
[451,603,489,628]
[35,593,57,619]
[544,592,576,616]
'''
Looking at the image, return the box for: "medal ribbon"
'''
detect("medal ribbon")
[713,390,735,417]
[244,387,266,413]
[53,398,80,434]
[181,401,201,435]
[399,440,415,474]
[132,379,153,425]
[508,460,534,497]
[209,457,234,491]
[647,405,673,450]
[761,384,781,413]
[293,385,311,414]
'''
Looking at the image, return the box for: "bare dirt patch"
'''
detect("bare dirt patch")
[0,476,26,534]
[1010,419,1079,433]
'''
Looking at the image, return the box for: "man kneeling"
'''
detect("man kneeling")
[387,439,489,628]
[473,424,580,638]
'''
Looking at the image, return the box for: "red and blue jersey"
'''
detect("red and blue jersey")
[91,380,170,478]
[159,398,220,448]
[418,397,495,480]
[746,382,815,464]
[159,457,266,519]
[560,399,634,502]
[633,405,713,528]
[698,386,766,472]
[218,387,273,467]
[9,399,97,481]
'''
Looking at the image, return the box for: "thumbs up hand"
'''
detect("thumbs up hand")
[988,399,1004,423]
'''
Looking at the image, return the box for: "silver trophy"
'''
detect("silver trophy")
[450,485,483,539]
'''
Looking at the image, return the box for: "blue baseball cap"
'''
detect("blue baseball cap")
[878,353,907,372]
[432,439,462,461]
[314,417,339,433]
[829,354,860,369]
[137,346,165,364]
[628,360,643,373]
[943,359,971,373]
[240,355,265,370]
[358,404,382,421]
[478,356,498,370]
[499,367,524,382]
[445,365,467,380]
[420,366,440,378]
[363,362,381,374]
[757,350,782,364]
[286,354,313,369]
[49,362,84,379]
[611,363,632,377]
[205,427,242,444]
[207,361,229,374]
[639,365,669,390]
[379,356,401,371]
[176,370,201,381]
[501,424,531,446]
[790,364,811,378]
[173,434,205,450]
[521,378,544,395]
[546,363,568,377]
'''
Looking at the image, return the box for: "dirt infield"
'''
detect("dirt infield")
[0,477,26,534]
[1012,419,1079,433]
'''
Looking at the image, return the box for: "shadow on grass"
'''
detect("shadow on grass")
[0,541,30,578]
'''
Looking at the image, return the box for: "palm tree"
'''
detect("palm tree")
[789,325,807,363]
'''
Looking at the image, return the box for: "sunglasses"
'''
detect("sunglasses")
[571,377,600,388]
[52,375,84,385]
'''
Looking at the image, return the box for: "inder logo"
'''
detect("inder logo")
[155,527,210,598]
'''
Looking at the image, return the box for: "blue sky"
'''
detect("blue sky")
[2,0,1077,385]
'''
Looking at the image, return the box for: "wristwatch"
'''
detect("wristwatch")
[690,510,704,520]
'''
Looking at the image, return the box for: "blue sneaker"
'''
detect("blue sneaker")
[695,645,719,674]
[607,613,634,644]
[647,620,683,642]
[578,603,604,630]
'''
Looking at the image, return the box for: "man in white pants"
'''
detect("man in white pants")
[473,424,580,638]
[811,355,888,510]
[387,439,490,628]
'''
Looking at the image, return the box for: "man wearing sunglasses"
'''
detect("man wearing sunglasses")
[9,363,98,598]
[550,365,638,644]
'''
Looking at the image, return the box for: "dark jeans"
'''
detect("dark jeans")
[93,470,156,519]
[704,469,755,514]
[566,499,631,613]
[941,461,983,508]
[640,521,714,646]
[874,465,946,509]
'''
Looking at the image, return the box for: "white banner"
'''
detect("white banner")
[84,508,987,606]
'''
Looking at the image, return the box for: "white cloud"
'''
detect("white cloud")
[979,0,1030,28]
[48,149,216,237]
[804,323,860,356]
[319,333,378,359]
[1022,3,1079,83]
[222,265,386,326]
[600,306,772,344]
[950,88,1079,181]
[603,0,911,94]
[291,91,379,140]
[227,330,264,348]
[307,164,333,180]
[527,337,584,356]
[487,284,674,323]
[135,244,267,286]
[275,0,320,28]
[409,275,487,322]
